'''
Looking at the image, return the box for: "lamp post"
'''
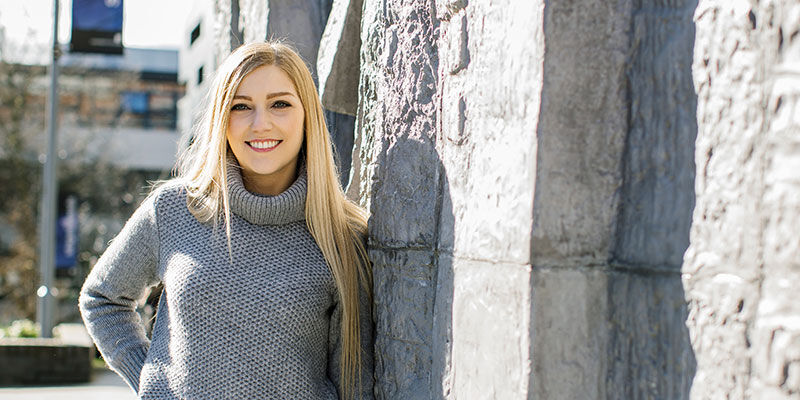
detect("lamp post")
[37,0,60,338]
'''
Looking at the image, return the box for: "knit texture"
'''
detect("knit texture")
[79,164,374,399]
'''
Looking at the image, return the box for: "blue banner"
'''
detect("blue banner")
[56,196,79,269]
[70,0,124,54]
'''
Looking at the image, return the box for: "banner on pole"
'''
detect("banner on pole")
[56,195,79,270]
[70,0,124,55]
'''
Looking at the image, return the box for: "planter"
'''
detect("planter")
[0,337,93,385]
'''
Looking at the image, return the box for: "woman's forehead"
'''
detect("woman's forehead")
[235,65,298,97]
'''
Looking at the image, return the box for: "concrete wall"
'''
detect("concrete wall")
[684,1,800,398]
[342,0,697,398]
[211,0,800,398]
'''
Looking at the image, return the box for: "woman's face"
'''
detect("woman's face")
[226,64,305,195]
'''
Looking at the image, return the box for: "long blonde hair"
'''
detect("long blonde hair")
[176,41,371,396]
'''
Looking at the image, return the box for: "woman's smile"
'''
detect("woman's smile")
[247,139,282,151]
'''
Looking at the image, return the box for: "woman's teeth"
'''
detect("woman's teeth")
[250,140,279,149]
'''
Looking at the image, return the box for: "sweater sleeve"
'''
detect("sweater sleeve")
[79,193,161,394]
[328,279,375,400]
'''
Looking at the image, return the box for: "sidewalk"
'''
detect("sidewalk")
[0,368,136,400]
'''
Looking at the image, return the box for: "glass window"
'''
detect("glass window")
[121,91,149,114]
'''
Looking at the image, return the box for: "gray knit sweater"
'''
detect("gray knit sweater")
[79,165,374,399]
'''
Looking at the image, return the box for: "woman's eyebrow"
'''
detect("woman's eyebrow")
[266,91,295,99]
[233,92,296,100]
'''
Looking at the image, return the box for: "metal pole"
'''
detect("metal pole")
[37,0,60,338]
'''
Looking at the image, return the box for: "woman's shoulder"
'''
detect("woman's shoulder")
[145,178,190,212]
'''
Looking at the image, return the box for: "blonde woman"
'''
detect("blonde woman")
[79,42,373,399]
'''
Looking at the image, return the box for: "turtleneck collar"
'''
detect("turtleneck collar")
[226,162,307,225]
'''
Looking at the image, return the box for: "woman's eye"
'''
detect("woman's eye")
[231,103,250,111]
[272,100,291,109]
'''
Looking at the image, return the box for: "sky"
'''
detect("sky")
[0,0,194,62]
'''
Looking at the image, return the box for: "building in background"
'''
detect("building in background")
[57,47,183,170]
[177,0,216,143]
[0,46,184,325]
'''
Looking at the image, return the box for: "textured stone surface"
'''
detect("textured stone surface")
[215,0,800,398]
[530,1,697,398]
[324,110,356,188]
[533,269,694,400]
[355,1,543,398]
[317,0,362,115]
[449,258,531,399]
[531,267,609,400]
[238,0,269,43]
[217,0,328,77]
[265,0,327,76]
[437,1,543,266]
[344,0,385,206]
[613,0,697,270]
[685,0,800,398]
[353,2,443,399]
[531,0,632,268]
[213,0,241,62]
[751,4,800,398]
[353,0,699,398]
[607,271,695,399]
[371,248,436,399]
[361,1,441,250]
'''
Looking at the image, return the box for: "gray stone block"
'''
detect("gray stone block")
[436,0,543,266]
[531,267,609,400]
[682,260,757,399]
[441,14,469,75]
[371,249,436,345]
[213,0,241,61]
[363,0,440,249]
[266,0,327,78]
[373,339,432,400]
[684,1,800,398]
[431,254,455,399]
[317,0,363,115]
[448,257,532,399]
[435,0,468,21]
[613,1,697,270]
[238,0,268,43]
[531,0,631,267]
[368,137,441,249]
[749,269,800,398]
[606,270,695,400]
[370,248,436,399]
[344,0,385,204]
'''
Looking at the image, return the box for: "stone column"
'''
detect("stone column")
[353,0,698,399]
[220,0,706,398]
[684,1,800,398]
[532,0,697,398]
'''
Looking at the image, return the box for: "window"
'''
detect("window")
[190,23,201,46]
[198,65,204,85]
[118,90,178,130]
[121,91,150,114]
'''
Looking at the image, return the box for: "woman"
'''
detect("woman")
[79,42,373,399]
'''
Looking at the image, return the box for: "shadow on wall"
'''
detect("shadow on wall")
[609,0,700,397]
[367,132,454,398]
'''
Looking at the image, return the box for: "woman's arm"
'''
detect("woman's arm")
[79,194,161,393]
[328,281,375,400]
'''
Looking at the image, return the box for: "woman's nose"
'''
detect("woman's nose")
[251,108,273,131]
